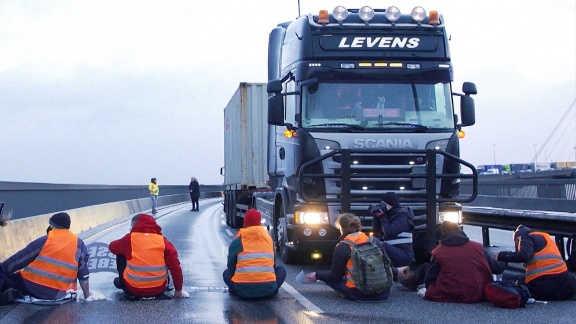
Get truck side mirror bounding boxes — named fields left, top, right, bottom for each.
left=460, top=95, right=475, bottom=126
left=462, top=82, right=477, bottom=95
left=267, top=80, right=282, bottom=94
left=268, top=94, right=285, bottom=126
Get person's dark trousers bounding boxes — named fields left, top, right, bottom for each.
left=412, top=262, right=429, bottom=285
left=325, top=280, right=389, bottom=301
left=189, top=194, right=199, bottom=211
left=222, top=266, right=287, bottom=298
left=1, top=271, right=30, bottom=297
left=114, top=254, right=128, bottom=291
left=382, top=242, right=414, bottom=267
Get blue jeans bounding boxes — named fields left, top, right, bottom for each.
left=150, top=195, right=158, bottom=211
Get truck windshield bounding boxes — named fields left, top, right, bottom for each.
left=301, top=82, right=455, bottom=130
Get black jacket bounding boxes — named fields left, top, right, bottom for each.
left=188, top=181, right=200, bottom=199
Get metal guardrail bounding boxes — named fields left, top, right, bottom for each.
left=462, top=206, right=576, bottom=257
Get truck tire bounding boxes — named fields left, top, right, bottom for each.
left=276, top=203, right=299, bottom=264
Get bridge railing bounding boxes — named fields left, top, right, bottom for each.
left=462, top=206, right=576, bottom=259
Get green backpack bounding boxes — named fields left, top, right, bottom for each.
left=342, top=236, right=394, bottom=295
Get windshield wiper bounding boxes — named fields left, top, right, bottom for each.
left=307, top=123, right=365, bottom=131
left=377, top=122, right=429, bottom=130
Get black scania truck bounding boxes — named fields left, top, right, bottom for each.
left=258, top=5, right=478, bottom=264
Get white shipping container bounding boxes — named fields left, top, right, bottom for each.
left=223, top=83, right=269, bottom=188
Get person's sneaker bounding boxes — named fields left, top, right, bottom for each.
left=0, top=288, right=23, bottom=305
left=113, top=277, right=124, bottom=289
left=398, top=271, right=418, bottom=291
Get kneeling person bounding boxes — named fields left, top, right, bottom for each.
left=223, top=209, right=286, bottom=299
left=109, top=214, right=187, bottom=299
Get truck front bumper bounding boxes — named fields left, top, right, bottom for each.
left=286, top=223, right=340, bottom=254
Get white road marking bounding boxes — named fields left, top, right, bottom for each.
left=280, top=282, right=324, bottom=314
left=225, top=229, right=234, bottom=237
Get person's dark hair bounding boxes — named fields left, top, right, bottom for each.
left=441, top=221, right=461, bottom=234
left=336, top=213, right=362, bottom=235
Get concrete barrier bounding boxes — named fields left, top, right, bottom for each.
left=0, top=193, right=191, bottom=260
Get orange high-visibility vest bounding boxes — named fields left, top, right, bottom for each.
left=20, top=229, right=79, bottom=292
left=524, top=231, right=567, bottom=283
left=343, top=232, right=370, bottom=289
left=231, top=226, right=276, bottom=284
left=123, top=232, right=168, bottom=289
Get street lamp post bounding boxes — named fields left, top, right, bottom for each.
left=533, top=144, right=538, bottom=171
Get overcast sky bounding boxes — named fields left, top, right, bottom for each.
left=0, top=1, right=575, bottom=185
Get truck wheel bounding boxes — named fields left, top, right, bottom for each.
left=277, top=206, right=298, bottom=264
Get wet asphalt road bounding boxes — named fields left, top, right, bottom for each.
left=1, top=198, right=575, bottom=323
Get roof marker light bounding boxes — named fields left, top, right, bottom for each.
left=428, top=10, right=440, bottom=25
left=411, top=6, right=426, bottom=22
left=359, top=62, right=372, bottom=67
left=359, top=6, right=375, bottom=22
left=333, top=6, right=348, bottom=22
left=385, top=6, right=401, bottom=22
left=318, top=10, right=330, bottom=24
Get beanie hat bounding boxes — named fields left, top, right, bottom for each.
left=243, top=209, right=261, bottom=227
left=49, top=212, right=71, bottom=229
left=441, top=221, right=461, bottom=234
left=381, top=192, right=400, bottom=208
left=514, top=224, right=532, bottom=241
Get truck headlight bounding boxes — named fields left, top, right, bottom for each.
left=438, top=210, right=462, bottom=224
left=295, top=211, right=329, bottom=224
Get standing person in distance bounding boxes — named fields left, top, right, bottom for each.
left=188, top=177, right=200, bottom=212
left=149, top=177, right=159, bottom=214
left=370, top=192, right=415, bottom=270
left=0, top=212, right=91, bottom=304
left=109, top=214, right=188, bottom=300
left=306, top=213, right=390, bottom=302
left=223, top=209, right=286, bottom=300
left=497, top=224, right=576, bottom=301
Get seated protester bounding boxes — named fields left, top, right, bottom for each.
left=371, top=192, right=415, bottom=268
left=497, top=224, right=576, bottom=301
left=0, top=212, right=90, bottom=304
left=109, top=214, right=188, bottom=299
left=306, top=213, right=390, bottom=302
left=223, top=209, right=286, bottom=299
left=398, top=221, right=507, bottom=303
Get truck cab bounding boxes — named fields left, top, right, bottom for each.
left=264, top=6, right=478, bottom=264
